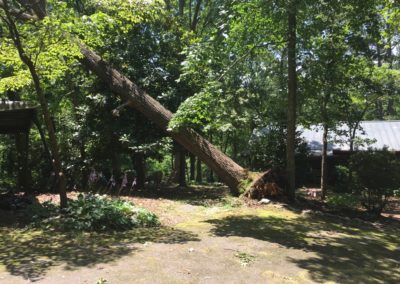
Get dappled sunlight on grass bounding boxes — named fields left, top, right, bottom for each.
left=206, top=211, right=400, bottom=283
left=0, top=226, right=199, bottom=282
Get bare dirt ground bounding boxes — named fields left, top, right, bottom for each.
left=0, top=186, right=399, bottom=284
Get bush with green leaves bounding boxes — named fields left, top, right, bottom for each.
left=350, top=150, right=400, bottom=214
left=248, top=124, right=311, bottom=185
left=332, top=165, right=350, bottom=193
left=326, top=193, right=359, bottom=209
left=31, top=194, right=159, bottom=231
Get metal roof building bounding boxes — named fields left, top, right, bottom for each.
left=300, top=121, right=400, bottom=155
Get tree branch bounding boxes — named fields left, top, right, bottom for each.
left=0, top=0, right=38, bottom=21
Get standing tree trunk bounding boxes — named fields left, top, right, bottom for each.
left=286, top=2, right=297, bottom=201
left=321, top=124, right=328, bottom=200
left=133, top=152, right=145, bottom=189
left=196, top=157, right=202, bottom=183
left=189, top=153, right=195, bottom=181
left=207, top=168, right=214, bottom=183
left=179, top=0, right=185, bottom=16
left=172, top=143, right=186, bottom=186
left=386, top=38, right=395, bottom=116
left=110, top=132, right=121, bottom=180
left=1, top=2, right=67, bottom=207
left=179, top=147, right=186, bottom=186
left=375, top=44, right=384, bottom=119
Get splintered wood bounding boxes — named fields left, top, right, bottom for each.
left=244, top=170, right=284, bottom=200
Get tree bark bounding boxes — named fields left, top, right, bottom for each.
left=321, top=124, right=328, bottom=200
left=375, top=44, right=384, bottom=119
left=207, top=167, right=214, bottom=183
left=2, top=1, right=67, bottom=207
left=179, top=0, right=185, bottom=16
left=179, top=146, right=186, bottom=186
left=196, top=156, right=202, bottom=183
left=110, top=132, right=121, bottom=179
left=191, top=0, right=202, bottom=31
left=286, top=3, right=297, bottom=201
left=386, top=39, right=395, bottom=116
left=133, top=152, right=145, bottom=189
left=189, top=153, right=195, bottom=180
left=172, top=143, right=186, bottom=186
left=79, top=47, right=246, bottom=194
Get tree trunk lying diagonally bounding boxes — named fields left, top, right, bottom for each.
left=3, top=0, right=278, bottom=196
left=79, top=47, right=247, bottom=193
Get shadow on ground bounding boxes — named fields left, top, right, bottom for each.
left=0, top=219, right=199, bottom=282
left=206, top=213, right=400, bottom=283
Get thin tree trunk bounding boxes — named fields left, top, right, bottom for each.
left=208, top=168, right=214, bottom=183
left=179, top=0, right=185, bottom=16
left=196, top=157, right=202, bottom=183
left=286, top=3, right=297, bottom=201
left=348, top=123, right=358, bottom=192
left=386, top=39, right=395, bottom=116
left=133, top=152, right=145, bottom=189
left=179, top=147, right=186, bottom=186
left=173, top=143, right=186, bottom=186
left=375, top=45, right=384, bottom=119
left=110, top=132, right=121, bottom=179
left=188, top=0, right=192, bottom=28
left=2, top=2, right=67, bottom=207
left=191, top=0, right=202, bottom=31
left=189, top=153, right=195, bottom=180
left=32, top=116, right=52, bottom=164
left=321, top=124, right=328, bottom=200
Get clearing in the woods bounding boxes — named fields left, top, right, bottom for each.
left=0, top=186, right=399, bottom=284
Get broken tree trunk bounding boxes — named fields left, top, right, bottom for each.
left=3, top=0, right=277, bottom=197
left=79, top=46, right=247, bottom=194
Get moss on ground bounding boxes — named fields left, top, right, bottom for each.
left=0, top=191, right=399, bottom=283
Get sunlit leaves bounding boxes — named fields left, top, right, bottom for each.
left=0, top=70, right=31, bottom=93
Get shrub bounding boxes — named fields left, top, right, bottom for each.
left=30, top=194, right=159, bottom=231
left=326, top=193, right=359, bottom=209
left=350, top=150, right=400, bottom=215
left=247, top=124, right=311, bottom=185
left=332, top=165, right=350, bottom=193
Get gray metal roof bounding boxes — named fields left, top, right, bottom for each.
left=300, top=121, right=400, bottom=154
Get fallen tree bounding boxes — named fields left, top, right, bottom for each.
left=79, top=46, right=247, bottom=193
left=1, top=0, right=285, bottom=197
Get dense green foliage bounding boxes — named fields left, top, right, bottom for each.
left=0, top=0, right=399, bottom=206
left=350, top=150, right=400, bottom=214
left=29, top=194, right=159, bottom=231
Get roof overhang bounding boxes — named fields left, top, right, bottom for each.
left=0, top=101, right=38, bottom=134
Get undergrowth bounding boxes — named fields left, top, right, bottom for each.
left=326, top=193, right=360, bottom=210
left=27, top=194, right=159, bottom=231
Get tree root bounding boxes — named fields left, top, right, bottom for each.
left=242, top=169, right=285, bottom=200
